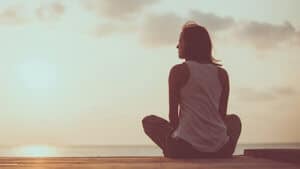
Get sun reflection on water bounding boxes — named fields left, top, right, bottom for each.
left=12, top=145, right=58, bottom=157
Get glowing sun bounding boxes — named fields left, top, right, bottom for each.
left=16, top=59, right=58, bottom=91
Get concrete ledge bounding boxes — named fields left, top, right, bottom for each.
left=244, top=149, right=300, bottom=164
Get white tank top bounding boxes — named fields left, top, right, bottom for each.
left=172, top=61, right=229, bottom=152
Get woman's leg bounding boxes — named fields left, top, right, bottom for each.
left=142, top=115, right=174, bottom=150
left=224, top=114, right=242, bottom=155
left=143, top=114, right=242, bottom=158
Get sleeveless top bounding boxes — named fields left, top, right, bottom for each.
left=172, top=60, right=229, bottom=152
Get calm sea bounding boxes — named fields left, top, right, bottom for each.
left=0, top=144, right=299, bottom=157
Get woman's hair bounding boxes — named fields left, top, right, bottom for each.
left=180, top=21, right=219, bottom=65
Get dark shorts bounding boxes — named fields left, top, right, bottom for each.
left=142, top=115, right=241, bottom=158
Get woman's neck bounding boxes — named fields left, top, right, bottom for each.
left=185, top=58, right=211, bottom=64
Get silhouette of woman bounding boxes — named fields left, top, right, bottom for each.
left=142, top=21, right=242, bottom=158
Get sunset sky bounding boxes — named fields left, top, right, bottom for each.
left=0, top=0, right=299, bottom=146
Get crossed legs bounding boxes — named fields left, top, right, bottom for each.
left=142, top=114, right=242, bottom=158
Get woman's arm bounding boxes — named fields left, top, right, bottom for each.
left=168, top=63, right=189, bottom=129
left=218, top=67, right=230, bottom=120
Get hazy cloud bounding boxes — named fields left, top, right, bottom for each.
left=139, top=11, right=300, bottom=49
left=236, top=88, right=276, bottom=102
left=274, top=87, right=298, bottom=96
left=139, top=13, right=184, bottom=47
left=189, top=10, right=235, bottom=32
left=84, top=4, right=300, bottom=50
left=140, top=14, right=300, bottom=49
left=93, top=22, right=135, bottom=36
left=83, top=0, right=159, bottom=20
left=235, top=86, right=298, bottom=102
left=295, top=32, right=300, bottom=45
left=139, top=11, right=236, bottom=47
left=237, top=21, right=299, bottom=49
left=93, top=23, right=120, bottom=36
left=36, top=2, right=65, bottom=21
left=0, top=5, right=27, bottom=25
left=0, top=2, right=65, bottom=25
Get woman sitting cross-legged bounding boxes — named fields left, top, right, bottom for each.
left=142, top=21, right=242, bottom=158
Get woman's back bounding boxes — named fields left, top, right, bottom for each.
left=172, top=61, right=229, bottom=152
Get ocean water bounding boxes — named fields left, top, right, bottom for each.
left=0, top=144, right=299, bottom=157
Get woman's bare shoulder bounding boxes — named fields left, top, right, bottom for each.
left=217, top=66, right=229, bottom=85
left=170, top=63, right=188, bottom=76
left=169, top=63, right=189, bottom=86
